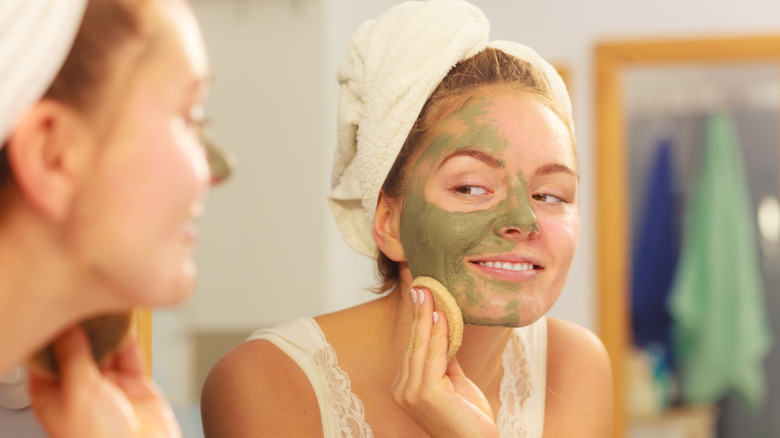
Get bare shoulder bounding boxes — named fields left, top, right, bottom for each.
left=200, top=338, right=322, bottom=438
left=543, top=317, right=613, bottom=438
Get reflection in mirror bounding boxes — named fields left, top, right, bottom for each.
left=622, top=63, right=779, bottom=436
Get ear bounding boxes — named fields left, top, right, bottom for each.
left=373, top=191, right=406, bottom=262
left=6, top=100, right=91, bottom=221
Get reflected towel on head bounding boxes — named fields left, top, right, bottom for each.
left=669, top=112, right=772, bottom=410
left=328, top=0, right=572, bottom=257
left=0, top=0, right=88, bottom=145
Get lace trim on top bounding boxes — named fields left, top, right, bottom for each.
left=312, top=336, right=374, bottom=438
left=496, top=329, right=532, bottom=438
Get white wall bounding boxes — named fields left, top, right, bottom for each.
left=190, top=0, right=327, bottom=330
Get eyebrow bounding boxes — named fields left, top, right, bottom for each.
left=534, top=163, right=579, bottom=179
left=438, top=148, right=503, bottom=170
left=438, top=148, right=578, bottom=179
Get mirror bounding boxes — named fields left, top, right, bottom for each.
left=596, top=36, right=780, bottom=437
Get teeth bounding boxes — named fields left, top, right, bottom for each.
left=478, top=261, right=534, bottom=271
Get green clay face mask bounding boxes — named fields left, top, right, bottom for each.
left=399, top=97, right=539, bottom=326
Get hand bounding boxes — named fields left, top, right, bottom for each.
left=392, top=287, right=499, bottom=438
left=28, top=325, right=181, bottom=438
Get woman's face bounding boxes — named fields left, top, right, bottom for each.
left=67, top=0, right=213, bottom=307
left=399, top=90, right=579, bottom=327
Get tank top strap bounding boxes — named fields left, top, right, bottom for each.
left=247, top=318, right=373, bottom=437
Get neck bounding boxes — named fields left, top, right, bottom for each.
left=0, top=200, right=116, bottom=375
left=457, top=325, right=513, bottom=389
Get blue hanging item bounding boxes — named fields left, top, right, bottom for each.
left=668, top=112, right=772, bottom=410
left=632, top=139, right=679, bottom=354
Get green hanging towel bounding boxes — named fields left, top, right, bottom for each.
left=668, top=112, right=772, bottom=410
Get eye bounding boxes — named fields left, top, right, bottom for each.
left=454, top=185, right=488, bottom=196
left=182, top=104, right=211, bottom=146
left=532, top=193, right=564, bottom=203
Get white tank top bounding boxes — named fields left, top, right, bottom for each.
left=247, top=317, right=547, bottom=438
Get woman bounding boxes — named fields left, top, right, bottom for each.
left=0, top=0, right=227, bottom=436
left=201, top=1, right=611, bottom=436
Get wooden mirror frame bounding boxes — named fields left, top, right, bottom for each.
left=132, top=308, right=153, bottom=374
left=595, top=35, right=780, bottom=438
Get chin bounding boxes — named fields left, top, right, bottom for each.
left=134, top=262, right=197, bottom=307
left=163, top=266, right=198, bottom=306
left=461, top=302, right=544, bottom=328
left=463, top=314, right=522, bottom=327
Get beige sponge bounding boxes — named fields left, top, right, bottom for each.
left=30, top=312, right=133, bottom=378
left=411, top=276, right=463, bottom=360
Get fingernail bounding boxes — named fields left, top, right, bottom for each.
left=432, top=312, right=439, bottom=324
left=410, top=288, right=417, bottom=304
left=418, top=289, right=424, bottom=305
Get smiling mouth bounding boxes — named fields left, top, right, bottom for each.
left=471, top=261, right=540, bottom=272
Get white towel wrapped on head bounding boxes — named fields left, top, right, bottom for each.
left=0, top=0, right=88, bottom=145
left=329, top=0, right=572, bottom=258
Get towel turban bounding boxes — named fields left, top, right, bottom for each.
left=0, top=0, right=88, bottom=146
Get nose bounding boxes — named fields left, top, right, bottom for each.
left=493, top=184, right=539, bottom=239
left=202, top=128, right=235, bottom=186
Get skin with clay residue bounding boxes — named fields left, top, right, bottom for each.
left=399, top=96, right=539, bottom=327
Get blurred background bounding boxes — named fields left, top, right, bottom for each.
left=3, top=0, right=780, bottom=437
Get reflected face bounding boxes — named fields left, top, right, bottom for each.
left=68, top=0, right=213, bottom=307
left=399, top=90, right=579, bottom=326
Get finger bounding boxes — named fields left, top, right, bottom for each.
left=423, top=310, right=449, bottom=381
left=112, top=338, right=146, bottom=378
left=107, top=340, right=158, bottom=399
left=52, top=326, right=99, bottom=388
left=29, top=326, right=96, bottom=420
left=27, top=368, right=55, bottom=405
left=406, top=287, right=433, bottom=390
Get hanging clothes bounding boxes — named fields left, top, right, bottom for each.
left=632, top=139, right=680, bottom=354
left=668, top=111, right=772, bottom=410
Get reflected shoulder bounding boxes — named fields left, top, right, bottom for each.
left=200, top=339, right=322, bottom=437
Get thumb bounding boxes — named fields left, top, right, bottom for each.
left=446, top=357, right=494, bottom=419
left=445, top=355, right=465, bottom=378
left=53, top=325, right=100, bottom=389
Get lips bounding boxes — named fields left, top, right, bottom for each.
left=467, top=253, right=543, bottom=279
left=475, top=261, right=535, bottom=271
left=182, top=203, right=204, bottom=241
left=182, top=218, right=200, bottom=241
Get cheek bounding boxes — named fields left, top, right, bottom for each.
left=400, top=197, right=492, bottom=276
left=540, top=209, right=580, bottom=264
left=163, top=118, right=211, bottom=188
left=68, top=121, right=208, bottom=304
left=113, top=125, right=204, bottom=222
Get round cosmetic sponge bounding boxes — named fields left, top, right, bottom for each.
left=411, top=276, right=463, bottom=360
left=30, top=313, right=133, bottom=378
